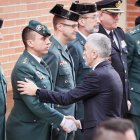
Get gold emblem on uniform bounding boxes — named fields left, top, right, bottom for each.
left=115, top=1, right=121, bottom=8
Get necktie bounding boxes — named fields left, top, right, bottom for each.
left=109, top=31, right=114, bottom=42
left=40, top=60, right=48, bottom=68
left=109, top=31, right=119, bottom=49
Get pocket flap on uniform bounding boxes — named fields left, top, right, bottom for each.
left=130, top=82, right=140, bottom=93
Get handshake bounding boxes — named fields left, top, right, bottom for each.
left=60, top=116, right=81, bottom=133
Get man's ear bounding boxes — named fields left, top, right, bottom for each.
left=78, top=18, right=85, bottom=27
left=92, top=49, right=98, bottom=59
left=56, top=23, right=63, bottom=32
left=27, top=40, right=34, bottom=48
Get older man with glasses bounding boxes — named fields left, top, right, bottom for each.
left=97, top=0, right=130, bottom=118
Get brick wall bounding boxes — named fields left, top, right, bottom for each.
left=127, top=0, right=140, bottom=30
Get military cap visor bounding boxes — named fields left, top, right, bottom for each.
left=50, top=4, right=80, bottom=22
left=97, top=0, right=124, bottom=13
left=135, top=0, right=140, bottom=7
left=0, top=19, right=3, bottom=28
left=70, top=2, right=97, bottom=14
left=28, top=20, right=51, bottom=37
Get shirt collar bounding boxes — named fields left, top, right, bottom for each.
left=53, top=36, right=68, bottom=51
left=28, top=51, right=42, bottom=63
left=78, top=31, right=87, bottom=40
left=104, top=28, right=113, bottom=35
left=92, top=60, right=104, bottom=71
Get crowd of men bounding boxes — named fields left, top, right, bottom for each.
left=0, top=0, right=140, bottom=140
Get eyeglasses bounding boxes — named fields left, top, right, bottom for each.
left=102, top=11, right=121, bottom=17
left=81, top=15, right=99, bottom=20
left=60, top=23, right=78, bottom=28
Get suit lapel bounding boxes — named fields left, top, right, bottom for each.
left=99, top=24, right=120, bottom=51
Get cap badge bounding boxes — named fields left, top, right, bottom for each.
left=36, top=25, right=45, bottom=31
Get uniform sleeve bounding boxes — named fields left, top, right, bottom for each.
left=125, top=33, right=136, bottom=70
left=43, top=51, right=59, bottom=85
left=13, top=65, right=63, bottom=126
left=37, top=72, right=100, bottom=105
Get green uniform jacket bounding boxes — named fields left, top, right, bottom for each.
left=6, top=50, right=63, bottom=140
left=43, top=36, right=76, bottom=116
left=0, top=65, right=7, bottom=140
left=126, top=24, right=140, bottom=116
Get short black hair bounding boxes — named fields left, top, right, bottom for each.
left=98, top=118, right=134, bottom=133
left=53, top=15, right=65, bottom=30
left=22, top=27, right=35, bottom=48
left=94, top=118, right=134, bottom=140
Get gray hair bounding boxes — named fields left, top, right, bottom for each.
left=86, top=33, right=111, bottom=58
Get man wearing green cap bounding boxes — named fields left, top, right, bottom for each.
left=6, top=20, right=77, bottom=140
left=43, top=4, right=80, bottom=140
left=0, top=19, right=7, bottom=140
left=125, top=1, right=140, bottom=139
left=97, top=0, right=129, bottom=118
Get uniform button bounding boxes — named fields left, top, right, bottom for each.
left=131, top=88, right=133, bottom=90
left=33, top=120, right=37, bottom=122
left=65, top=80, right=68, bottom=83
left=57, top=105, right=60, bottom=107
left=125, top=79, right=127, bottom=82
left=123, top=61, right=125, bottom=64
left=125, top=70, right=127, bottom=73
left=121, top=53, right=122, bottom=56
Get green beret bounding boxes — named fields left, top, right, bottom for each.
left=28, top=20, right=51, bottom=37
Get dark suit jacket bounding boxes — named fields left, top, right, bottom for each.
left=98, top=24, right=129, bottom=117
left=0, top=65, right=7, bottom=140
left=37, top=61, right=123, bottom=140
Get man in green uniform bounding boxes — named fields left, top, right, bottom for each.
left=43, top=4, right=80, bottom=140
left=0, top=19, right=7, bottom=140
left=6, top=20, right=77, bottom=140
left=125, top=1, right=140, bottom=139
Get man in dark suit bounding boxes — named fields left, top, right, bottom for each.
left=43, top=4, right=80, bottom=140
left=17, top=33, right=123, bottom=140
left=96, top=0, right=129, bottom=117
left=68, top=3, right=99, bottom=140
left=0, top=19, right=7, bottom=140
left=6, top=20, right=77, bottom=140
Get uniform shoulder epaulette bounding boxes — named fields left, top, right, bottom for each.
left=22, top=57, right=29, bottom=64
left=128, top=25, right=140, bottom=35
